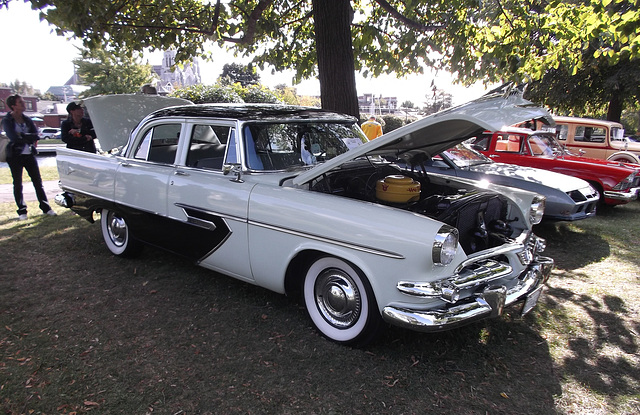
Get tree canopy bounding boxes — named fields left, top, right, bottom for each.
left=218, top=63, right=261, bottom=87
left=5, top=0, right=638, bottom=119
left=73, top=46, right=155, bottom=97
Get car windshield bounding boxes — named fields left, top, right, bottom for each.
left=441, top=143, right=492, bottom=168
left=528, top=132, right=566, bottom=156
left=243, top=122, right=367, bottom=171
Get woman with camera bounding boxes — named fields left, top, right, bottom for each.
left=1, top=94, right=56, bottom=220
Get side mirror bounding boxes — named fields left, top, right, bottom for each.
left=223, top=163, right=244, bottom=183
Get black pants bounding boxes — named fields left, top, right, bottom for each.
left=7, top=153, right=51, bottom=215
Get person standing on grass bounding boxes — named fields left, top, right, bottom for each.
left=1, top=94, right=56, bottom=220
left=361, top=115, right=383, bottom=140
left=60, top=102, right=97, bottom=153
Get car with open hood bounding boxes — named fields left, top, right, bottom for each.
left=469, top=127, right=640, bottom=206
left=55, top=93, right=554, bottom=346
left=413, top=143, right=599, bottom=221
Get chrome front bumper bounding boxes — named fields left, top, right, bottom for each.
left=382, top=256, right=554, bottom=332
left=604, top=187, right=639, bottom=202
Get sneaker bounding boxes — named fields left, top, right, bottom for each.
left=45, top=210, right=57, bottom=216
left=18, top=214, right=28, bottom=221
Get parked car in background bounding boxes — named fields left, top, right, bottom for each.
left=552, top=116, right=640, bottom=164
left=39, top=127, right=61, bottom=140
left=412, top=143, right=599, bottom=221
left=469, top=127, right=640, bottom=206
left=55, top=93, right=554, bottom=346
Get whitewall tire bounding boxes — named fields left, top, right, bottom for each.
left=100, top=209, right=142, bottom=257
left=303, top=256, right=382, bottom=346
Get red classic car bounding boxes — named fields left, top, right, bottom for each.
left=468, top=127, right=640, bottom=206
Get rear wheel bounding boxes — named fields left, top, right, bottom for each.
left=100, top=208, right=142, bottom=257
left=303, top=256, right=382, bottom=346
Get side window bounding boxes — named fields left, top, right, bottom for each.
left=556, top=124, right=569, bottom=141
left=134, top=124, right=182, bottom=164
left=226, top=129, right=238, bottom=164
left=590, top=127, right=606, bottom=143
left=574, top=126, right=605, bottom=143
left=495, top=134, right=521, bottom=152
left=186, top=124, right=233, bottom=170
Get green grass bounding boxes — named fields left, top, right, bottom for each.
left=0, top=165, right=59, bottom=184
left=1, top=201, right=639, bottom=414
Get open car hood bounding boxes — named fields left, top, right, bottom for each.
left=293, top=92, right=554, bottom=186
left=83, top=94, right=193, bottom=151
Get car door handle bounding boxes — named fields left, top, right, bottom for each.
left=488, top=154, right=499, bottom=158
left=174, top=170, right=190, bottom=176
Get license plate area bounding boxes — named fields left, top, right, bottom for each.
left=521, top=285, right=543, bottom=316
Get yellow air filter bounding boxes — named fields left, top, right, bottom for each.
left=376, top=175, right=421, bottom=203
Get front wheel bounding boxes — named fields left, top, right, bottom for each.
left=100, top=208, right=142, bottom=257
left=303, top=256, right=383, bottom=346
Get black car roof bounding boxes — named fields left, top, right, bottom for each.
left=146, top=103, right=357, bottom=123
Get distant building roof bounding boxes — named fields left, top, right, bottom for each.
left=46, top=85, right=90, bottom=101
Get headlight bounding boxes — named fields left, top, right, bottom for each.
left=529, top=195, right=546, bottom=225
left=612, top=173, right=635, bottom=191
left=432, top=225, right=459, bottom=266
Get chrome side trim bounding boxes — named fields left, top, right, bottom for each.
left=250, top=221, right=405, bottom=260
left=186, top=215, right=217, bottom=231
left=174, top=203, right=246, bottom=223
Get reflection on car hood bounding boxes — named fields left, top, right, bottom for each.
left=472, top=162, right=591, bottom=193
left=84, top=94, right=193, bottom=151
left=293, top=93, right=553, bottom=185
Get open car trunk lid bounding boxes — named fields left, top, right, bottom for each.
left=83, top=94, right=193, bottom=152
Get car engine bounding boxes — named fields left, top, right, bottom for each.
left=309, top=161, right=514, bottom=254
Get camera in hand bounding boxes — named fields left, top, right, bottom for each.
left=20, top=132, right=38, bottom=144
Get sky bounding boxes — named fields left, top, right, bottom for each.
left=0, top=1, right=490, bottom=106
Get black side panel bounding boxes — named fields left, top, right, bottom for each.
left=117, top=205, right=232, bottom=261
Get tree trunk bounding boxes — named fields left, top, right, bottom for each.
left=606, top=87, right=624, bottom=122
left=312, top=0, right=360, bottom=117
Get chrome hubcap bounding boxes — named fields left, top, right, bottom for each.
left=107, top=212, right=127, bottom=247
left=314, top=268, right=361, bottom=329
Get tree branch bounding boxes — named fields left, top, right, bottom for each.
left=223, top=0, right=275, bottom=44
left=373, top=0, right=445, bottom=31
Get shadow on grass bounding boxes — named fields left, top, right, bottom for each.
left=532, top=203, right=640, bottom=412
left=0, top=210, right=566, bottom=414
left=539, top=283, right=640, bottom=401
left=534, top=221, right=610, bottom=271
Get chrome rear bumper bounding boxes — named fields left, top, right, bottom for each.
left=382, top=256, right=554, bottom=332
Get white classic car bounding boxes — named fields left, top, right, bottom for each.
left=55, top=93, right=554, bottom=346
